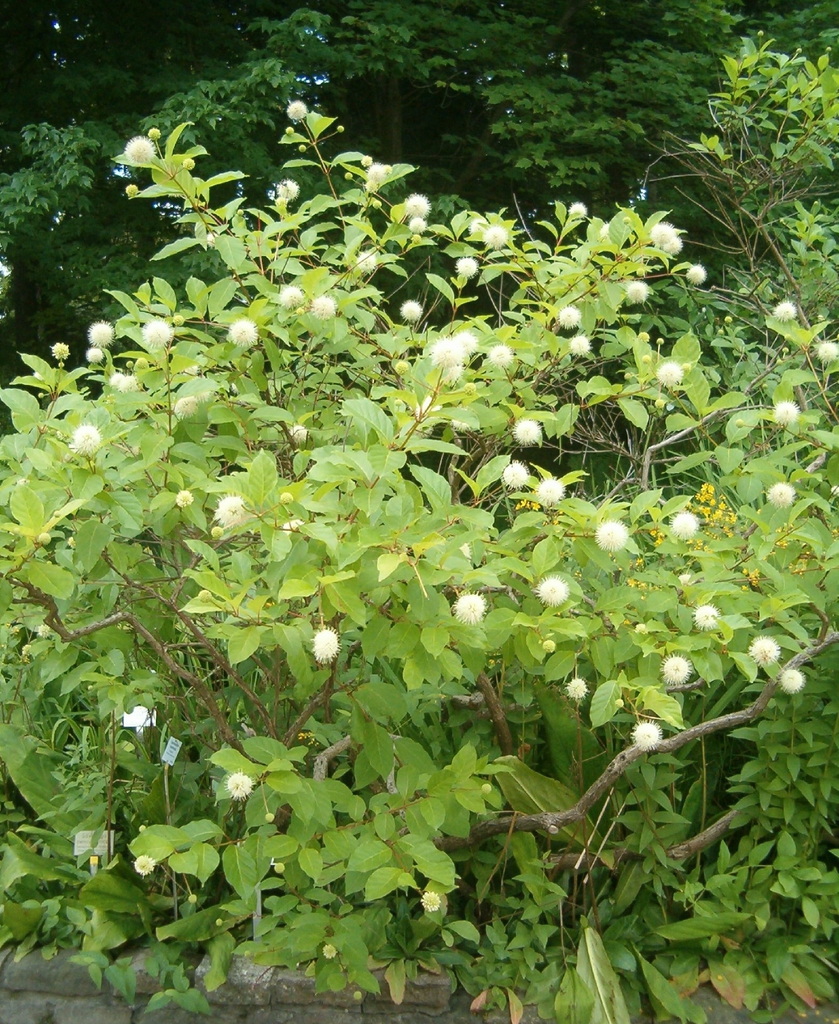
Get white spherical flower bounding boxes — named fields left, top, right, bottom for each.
left=749, top=636, right=781, bottom=668
left=661, top=655, right=692, bottom=686
left=142, top=319, right=174, bottom=349
left=557, top=305, right=582, bottom=330
left=536, top=477, right=566, bottom=507
left=625, top=281, right=650, bottom=304
left=503, top=461, right=530, bottom=489
left=109, top=371, right=140, bottom=393
left=565, top=677, right=588, bottom=701
left=632, top=721, right=663, bottom=751
left=656, top=360, right=684, bottom=388
left=816, top=341, right=839, bottom=364
left=86, top=346, right=105, bottom=364
left=226, top=772, right=255, bottom=801
left=469, top=218, right=487, bottom=236
left=430, top=337, right=466, bottom=370
left=174, top=396, right=199, bottom=420
left=773, top=401, right=800, bottom=428
left=568, top=202, right=588, bottom=219
left=487, top=344, right=515, bottom=369
left=313, top=627, right=341, bottom=663
left=124, top=136, right=156, bottom=163
left=453, top=594, right=487, bottom=625
left=456, top=256, right=479, bottom=279
left=408, top=217, right=427, bottom=234
left=400, top=300, right=423, bottom=323
left=214, top=495, right=248, bottom=529
left=405, top=194, right=431, bottom=219
left=595, top=521, right=629, bottom=553
left=693, top=604, right=720, bottom=631
left=365, top=162, right=390, bottom=191
left=568, top=334, right=591, bottom=356
left=276, top=178, right=300, bottom=202
left=175, top=490, right=194, bottom=509
left=134, top=855, right=157, bottom=877
left=421, top=890, right=443, bottom=913
left=51, top=343, right=70, bottom=362
left=88, top=321, right=114, bottom=348
left=649, top=221, right=683, bottom=255
left=778, top=668, right=805, bottom=694
left=767, top=482, right=796, bottom=508
left=360, top=155, right=373, bottom=168
left=70, top=425, right=102, bottom=458
left=289, top=424, right=308, bottom=446
left=686, top=264, right=707, bottom=285
left=483, top=225, right=509, bottom=250
left=228, top=319, right=259, bottom=348
left=279, top=285, right=305, bottom=309
left=513, top=419, right=542, bottom=446
left=355, top=250, right=378, bottom=275
left=286, top=100, right=308, bottom=122
left=453, top=330, right=478, bottom=356
left=670, top=511, right=700, bottom=540
left=535, top=576, right=570, bottom=607
left=310, top=295, right=337, bottom=320
left=772, top=301, right=797, bottom=323
left=322, top=943, right=338, bottom=960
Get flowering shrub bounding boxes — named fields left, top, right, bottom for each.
left=1, top=59, right=839, bottom=1020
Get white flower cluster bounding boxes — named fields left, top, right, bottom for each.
left=565, top=677, right=588, bottom=702
left=649, top=221, right=683, bottom=255
left=453, top=594, right=487, bottom=625
left=70, top=425, right=102, bottom=458
left=228, top=319, right=259, bottom=348
left=226, top=772, right=254, bottom=800
left=401, top=300, right=423, bottom=324
left=503, top=461, right=529, bottom=489
left=456, top=256, right=479, bottom=279
left=535, top=477, right=566, bottom=507
left=595, top=521, right=629, bottom=553
left=513, top=419, right=541, bottom=446
left=535, top=576, right=569, bottom=607
left=214, top=495, right=248, bottom=529
left=280, top=285, right=305, bottom=309
left=313, top=628, right=341, bottom=663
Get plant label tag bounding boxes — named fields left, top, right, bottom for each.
left=74, top=830, right=114, bottom=857
left=162, top=737, right=183, bottom=765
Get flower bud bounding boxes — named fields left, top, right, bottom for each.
left=274, top=862, right=285, bottom=873
left=215, top=919, right=224, bottom=927
left=615, top=698, right=624, bottom=708
left=139, top=825, right=147, bottom=832
left=337, top=125, right=345, bottom=133
left=298, top=144, right=307, bottom=153
left=37, top=533, right=51, bottom=546
left=173, top=314, right=185, bottom=327
left=187, top=893, right=198, bottom=904
left=148, top=128, right=161, bottom=141
left=354, top=992, right=363, bottom=1003
left=464, top=383, right=477, bottom=395
left=655, top=399, right=666, bottom=409
left=182, top=158, right=195, bottom=171
left=264, top=812, right=274, bottom=822
left=126, top=184, right=139, bottom=198
left=345, top=172, right=353, bottom=180
left=481, top=783, right=492, bottom=795
left=280, top=492, right=294, bottom=505
left=724, top=316, right=733, bottom=324
left=395, top=361, right=410, bottom=375
left=285, top=127, right=294, bottom=136
left=542, top=639, right=556, bottom=653
left=211, top=526, right=224, bottom=539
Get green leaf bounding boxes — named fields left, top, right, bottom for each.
left=80, top=871, right=151, bottom=919
left=10, top=485, right=44, bottom=533
left=589, top=681, right=621, bottom=728
left=169, top=843, right=220, bottom=883
left=656, top=912, right=750, bottom=940
left=26, top=560, right=75, bottom=599
left=74, top=520, right=112, bottom=574
left=228, top=626, right=264, bottom=665
left=576, top=924, right=631, bottom=1024
left=343, top=397, right=394, bottom=443
left=0, top=725, right=84, bottom=832
left=555, top=968, right=594, bottom=1024
left=638, top=953, right=706, bottom=1024
left=223, top=838, right=266, bottom=899
left=3, top=901, right=44, bottom=941
left=364, top=866, right=406, bottom=901
left=360, top=720, right=394, bottom=780
left=247, top=450, right=279, bottom=505
left=156, top=907, right=235, bottom=942
left=617, top=397, right=649, bottom=429
left=204, top=932, right=236, bottom=992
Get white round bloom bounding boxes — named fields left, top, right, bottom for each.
left=502, top=461, right=530, bottom=489
left=557, top=305, right=582, bottom=330
left=656, top=361, right=684, bottom=388
left=565, top=677, right=588, bottom=701
left=142, top=319, right=174, bottom=349
left=405, top=194, right=431, bottom=219
left=276, top=178, right=300, bottom=202
left=773, top=401, right=800, bottom=428
left=483, top=225, right=509, bottom=250
left=453, top=331, right=478, bottom=356
left=214, top=495, right=248, bottom=529
left=568, top=202, right=588, bottom=219
left=430, top=336, right=468, bottom=370
left=595, top=521, right=629, bottom=553
left=124, top=136, right=156, bottom=163
left=749, top=636, right=781, bottom=667
left=365, top=162, right=390, bottom=191
left=287, top=100, right=308, bottom=122
left=632, top=721, right=663, bottom=751
left=109, top=371, right=140, bottom=393
left=134, top=855, right=157, bottom=877
left=535, top=576, right=570, bottom=607
left=568, top=334, right=591, bottom=356
left=279, top=285, right=305, bottom=309
left=772, top=301, right=797, bottom=323
left=51, top=342, right=70, bottom=362
left=670, top=511, right=700, bottom=540
left=767, top=482, right=796, bottom=508
left=228, top=319, right=259, bottom=347
left=816, top=341, right=839, bottom=364
left=313, top=628, right=341, bottom=663
left=289, top=424, right=308, bottom=446
left=355, top=250, right=378, bottom=275
left=225, top=773, right=254, bottom=801
left=421, top=890, right=442, bottom=913
left=693, top=604, right=720, bottom=630
left=174, top=396, right=199, bottom=420
left=649, top=221, right=683, bottom=255
left=401, top=300, right=423, bottom=323
left=409, top=217, right=427, bottom=234
left=778, top=668, right=805, bottom=694
left=86, top=346, right=105, bottom=364
left=453, top=594, right=487, bottom=625
left=456, top=257, right=479, bottom=279
left=310, top=295, right=337, bottom=320
left=661, top=655, right=692, bottom=686
left=175, top=490, right=194, bottom=509
left=88, top=321, right=114, bottom=348
left=625, top=281, right=650, bottom=304
left=322, top=943, right=338, bottom=960
left=535, top=477, right=566, bottom=507
left=513, top=419, right=542, bottom=446
left=686, top=264, right=707, bottom=285
left=487, top=344, right=515, bottom=369
left=70, top=425, right=102, bottom=458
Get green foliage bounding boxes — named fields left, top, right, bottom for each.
left=1, top=41, right=839, bottom=1021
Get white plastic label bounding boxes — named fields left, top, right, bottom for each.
left=74, top=830, right=114, bottom=857
left=162, top=737, right=183, bottom=765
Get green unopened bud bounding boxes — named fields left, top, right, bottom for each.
left=173, top=314, right=185, bottom=327
left=655, top=398, right=666, bottom=409
left=735, top=418, right=745, bottom=427
left=681, top=363, right=692, bottom=372
left=280, top=492, right=294, bottom=505
left=187, top=893, right=197, bottom=904
left=337, top=125, right=345, bottom=133
left=211, top=526, right=224, bottom=539
left=139, top=825, right=147, bottom=832
left=215, top=918, right=224, bottom=927
left=345, top=172, right=353, bottom=180
left=126, top=184, right=139, bottom=198
left=481, top=783, right=493, bottom=795
left=642, top=354, right=652, bottom=364
left=395, top=361, right=410, bottom=375
left=463, top=383, right=477, bottom=395
left=274, top=862, right=285, bottom=873
left=638, top=332, right=650, bottom=343
left=148, top=128, right=161, bottom=142
left=542, top=639, right=556, bottom=653
left=182, top=158, right=195, bottom=171
left=614, top=698, right=624, bottom=708
left=298, top=144, right=307, bottom=153
left=37, top=533, right=51, bottom=546
left=198, top=590, right=212, bottom=601
left=724, top=316, right=733, bottom=324
left=354, top=991, right=363, bottom=1002
left=264, top=812, right=274, bottom=823
left=411, top=234, right=422, bottom=244
left=371, top=199, right=382, bottom=209
left=135, top=357, right=149, bottom=371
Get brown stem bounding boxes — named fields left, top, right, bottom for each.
left=474, top=673, right=513, bottom=755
